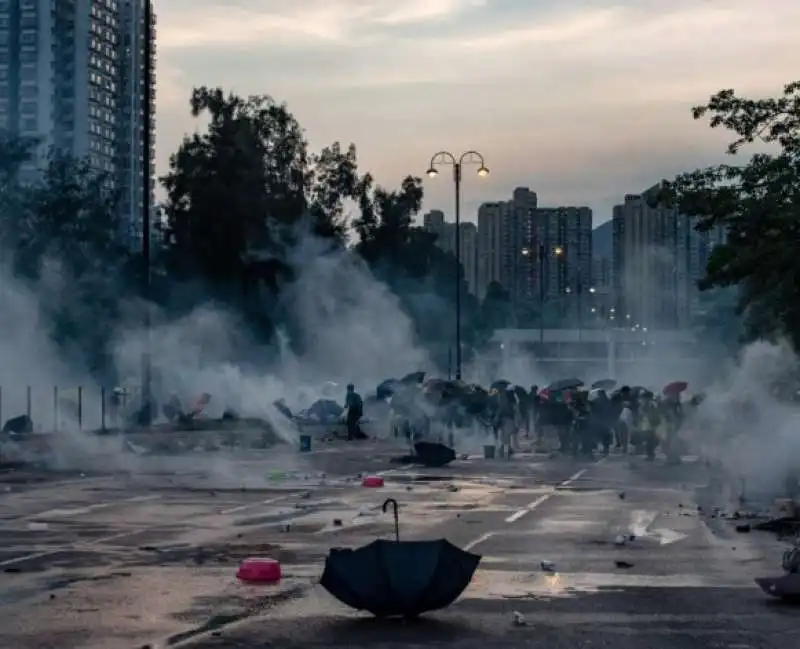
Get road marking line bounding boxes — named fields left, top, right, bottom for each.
left=27, top=494, right=161, bottom=520
left=220, top=494, right=293, bottom=515
left=464, top=532, right=493, bottom=551
left=562, top=468, right=587, bottom=485
left=504, top=468, right=589, bottom=523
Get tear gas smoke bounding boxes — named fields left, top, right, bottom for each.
left=686, top=340, right=800, bottom=504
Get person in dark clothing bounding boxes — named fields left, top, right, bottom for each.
left=345, top=383, right=365, bottom=440
left=529, top=385, right=540, bottom=441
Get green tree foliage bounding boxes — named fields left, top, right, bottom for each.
left=161, top=88, right=360, bottom=296
left=479, top=281, right=512, bottom=333
left=660, top=81, right=800, bottom=346
left=161, top=87, right=488, bottom=361
left=0, top=133, right=133, bottom=373
left=353, top=177, right=481, bottom=364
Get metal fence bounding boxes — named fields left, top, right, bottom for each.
left=0, top=385, right=140, bottom=433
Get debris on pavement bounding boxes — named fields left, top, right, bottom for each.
left=735, top=523, right=751, bottom=533
left=615, top=560, right=634, bottom=569
left=540, top=560, right=555, bottom=572
left=512, top=611, right=526, bottom=626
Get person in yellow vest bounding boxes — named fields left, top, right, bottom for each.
left=638, top=393, right=661, bottom=461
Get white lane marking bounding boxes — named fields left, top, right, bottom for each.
left=27, top=494, right=161, bottom=519
left=464, top=532, right=494, bottom=551
left=504, top=468, right=588, bottom=523
left=375, top=464, right=412, bottom=477
left=220, top=494, right=294, bottom=515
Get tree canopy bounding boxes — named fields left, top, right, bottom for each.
left=0, top=86, right=497, bottom=376
left=660, top=80, right=800, bottom=347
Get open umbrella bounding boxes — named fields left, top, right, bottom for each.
left=548, top=378, right=583, bottom=392
left=401, top=371, right=426, bottom=385
left=413, top=441, right=456, bottom=468
left=490, top=380, right=511, bottom=391
left=755, top=574, right=800, bottom=599
left=663, top=381, right=688, bottom=396
left=320, top=499, right=481, bottom=618
left=592, top=379, right=617, bottom=391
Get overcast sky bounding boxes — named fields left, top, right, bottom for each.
left=154, top=0, right=798, bottom=226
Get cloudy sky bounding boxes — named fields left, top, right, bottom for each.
left=154, top=0, right=798, bottom=225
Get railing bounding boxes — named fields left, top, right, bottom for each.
left=0, top=386, right=140, bottom=433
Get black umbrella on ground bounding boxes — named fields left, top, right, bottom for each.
left=548, top=378, right=584, bottom=392
left=591, top=379, right=617, bottom=391
left=320, top=499, right=481, bottom=618
left=413, top=441, right=456, bottom=468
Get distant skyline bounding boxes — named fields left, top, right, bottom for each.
left=155, top=0, right=798, bottom=225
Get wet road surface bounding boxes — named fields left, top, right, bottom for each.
left=0, top=442, right=796, bottom=649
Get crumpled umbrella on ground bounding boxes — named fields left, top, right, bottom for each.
left=320, top=498, right=481, bottom=617
left=413, top=441, right=456, bottom=468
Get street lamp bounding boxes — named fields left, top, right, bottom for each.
left=426, top=150, right=489, bottom=380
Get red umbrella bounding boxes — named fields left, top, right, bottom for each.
left=662, top=381, right=688, bottom=396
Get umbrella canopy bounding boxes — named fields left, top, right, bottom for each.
left=401, top=371, right=426, bottom=385
left=592, top=379, right=617, bottom=390
left=548, top=378, right=584, bottom=392
left=320, top=499, right=480, bottom=617
left=663, top=381, right=688, bottom=396
left=755, top=574, right=800, bottom=599
left=414, top=441, right=456, bottom=468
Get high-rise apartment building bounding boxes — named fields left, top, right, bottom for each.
left=422, top=209, right=445, bottom=237
left=612, top=185, right=723, bottom=328
left=476, top=200, right=507, bottom=300
left=476, top=188, right=592, bottom=324
left=422, top=210, right=479, bottom=296
left=529, top=205, right=592, bottom=303
left=0, top=0, right=156, bottom=240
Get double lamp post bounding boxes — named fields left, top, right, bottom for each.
left=425, top=151, right=489, bottom=381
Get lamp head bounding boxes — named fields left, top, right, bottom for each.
left=426, top=167, right=438, bottom=178
left=476, top=166, right=489, bottom=177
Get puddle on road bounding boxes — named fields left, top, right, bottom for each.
left=465, top=568, right=754, bottom=599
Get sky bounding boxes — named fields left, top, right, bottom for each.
left=154, top=0, right=799, bottom=226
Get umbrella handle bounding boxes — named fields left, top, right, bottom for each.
left=382, top=498, right=400, bottom=541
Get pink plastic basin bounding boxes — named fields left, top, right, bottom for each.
left=362, top=476, right=384, bottom=488
left=237, top=557, right=282, bottom=583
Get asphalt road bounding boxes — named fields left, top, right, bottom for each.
left=0, top=441, right=797, bottom=649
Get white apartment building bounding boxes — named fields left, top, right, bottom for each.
left=0, top=0, right=156, bottom=241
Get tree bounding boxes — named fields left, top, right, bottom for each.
left=0, top=132, right=133, bottom=374
left=480, top=281, right=512, bottom=332
left=659, top=81, right=800, bottom=346
left=161, top=87, right=363, bottom=315
left=352, top=176, right=483, bottom=366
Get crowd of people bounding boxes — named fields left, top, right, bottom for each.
left=373, top=376, right=698, bottom=462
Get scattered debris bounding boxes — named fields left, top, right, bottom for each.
left=618, top=492, right=625, bottom=500
left=615, top=560, right=634, bottom=569
left=540, top=560, right=555, bottom=572
left=333, top=519, right=343, bottom=527
left=735, top=523, right=751, bottom=533
left=512, top=611, right=526, bottom=626
left=447, top=485, right=459, bottom=493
